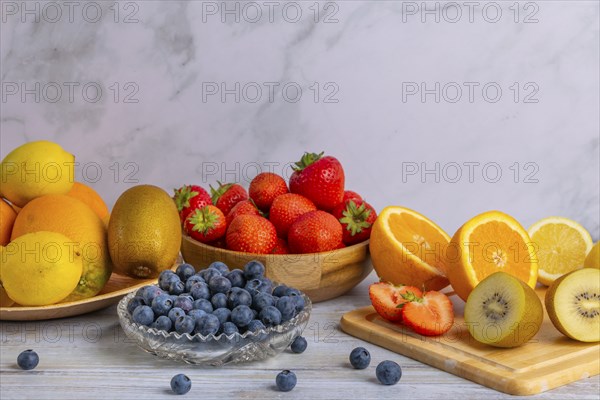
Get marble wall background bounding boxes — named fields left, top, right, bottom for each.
left=1, top=1, right=598, bottom=240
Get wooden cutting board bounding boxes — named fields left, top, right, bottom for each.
left=340, top=289, right=599, bottom=396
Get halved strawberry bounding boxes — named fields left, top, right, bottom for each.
left=368, top=282, right=423, bottom=322
left=400, top=291, right=454, bottom=336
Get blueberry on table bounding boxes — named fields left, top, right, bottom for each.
left=211, top=293, right=228, bottom=309
left=231, top=305, right=254, bottom=328
left=132, top=305, right=154, bottom=326
left=174, top=315, right=195, bottom=334
left=220, top=321, right=239, bottom=336
left=193, top=299, right=214, bottom=313
left=290, top=336, right=307, bottom=354
left=176, top=263, right=196, bottom=281
left=127, top=296, right=145, bottom=315
left=168, top=307, right=186, bottom=324
left=212, top=308, right=231, bottom=325
left=170, top=373, right=192, bottom=395
left=349, top=347, right=371, bottom=369
left=189, top=282, right=210, bottom=300
left=376, top=360, right=402, bottom=385
left=151, top=294, right=173, bottom=316
left=17, top=350, right=39, bottom=370
left=272, top=285, right=288, bottom=297
left=243, top=260, right=265, bottom=280
left=259, top=306, right=282, bottom=326
left=275, top=370, right=297, bottom=392
left=227, top=287, right=253, bottom=308
left=208, top=261, right=230, bottom=275
left=225, top=269, right=246, bottom=288
left=208, top=275, right=232, bottom=294
left=195, top=314, right=220, bottom=336
left=169, top=280, right=186, bottom=295
left=151, top=315, right=173, bottom=332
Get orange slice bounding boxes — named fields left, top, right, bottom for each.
left=369, top=206, right=451, bottom=291
left=447, top=210, right=538, bottom=301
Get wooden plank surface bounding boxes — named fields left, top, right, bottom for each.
left=1, top=272, right=599, bottom=400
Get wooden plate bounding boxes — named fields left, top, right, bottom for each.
left=0, top=273, right=158, bottom=321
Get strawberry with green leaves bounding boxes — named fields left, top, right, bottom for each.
left=369, top=282, right=423, bottom=322
left=173, top=185, right=212, bottom=222
left=184, top=205, right=226, bottom=244
left=332, top=200, right=377, bottom=245
left=289, top=152, right=345, bottom=212
left=210, top=182, right=248, bottom=216
left=400, top=290, right=454, bottom=336
left=226, top=214, right=277, bottom=254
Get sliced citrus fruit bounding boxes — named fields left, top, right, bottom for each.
left=584, top=242, right=600, bottom=269
left=447, top=210, right=538, bottom=301
left=369, top=206, right=450, bottom=291
left=528, top=217, right=593, bottom=286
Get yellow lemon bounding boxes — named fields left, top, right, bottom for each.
left=0, top=140, right=75, bottom=207
left=0, top=231, right=83, bottom=306
left=584, top=241, right=600, bottom=269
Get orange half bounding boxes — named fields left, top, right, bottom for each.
left=369, top=206, right=451, bottom=290
left=447, top=210, right=538, bottom=301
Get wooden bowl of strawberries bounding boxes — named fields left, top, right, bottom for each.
left=176, top=152, right=376, bottom=303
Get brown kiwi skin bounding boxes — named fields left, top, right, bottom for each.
left=544, top=268, right=599, bottom=342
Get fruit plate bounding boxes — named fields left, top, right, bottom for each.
left=117, top=291, right=312, bottom=366
left=180, top=234, right=372, bottom=303
left=340, top=288, right=600, bottom=396
left=0, top=273, right=159, bottom=321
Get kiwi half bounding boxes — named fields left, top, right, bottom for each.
left=464, top=271, right=543, bottom=348
left=545, top=268, right=600, bottom=342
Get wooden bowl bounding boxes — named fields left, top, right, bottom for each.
left=181, top=235, right=372, bottom=303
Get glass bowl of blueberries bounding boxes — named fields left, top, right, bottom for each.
left=117, top=260, right=311, bottom=366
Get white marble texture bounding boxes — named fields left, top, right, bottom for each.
left=1, top=0, right=599, bottom=240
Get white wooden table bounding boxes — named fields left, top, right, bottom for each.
left=1, top=271, right=598, bottom=400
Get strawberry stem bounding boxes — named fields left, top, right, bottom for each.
left=339, top=200, right=372, bottom=236
left=210, top=181, right=233, bottom=204
left=188, top=207, right=220, bottom=234
left=173, top=185, right=199, bottom=212
left=292, top=151, right=324, bottom=172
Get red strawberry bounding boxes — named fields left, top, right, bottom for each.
left=226, top=214, right=277, bottom=254
left=184, top=205, right=227, bottom=243
left=369, top=282, right=424, bottom=322
left=400, top=291, right=454, bottom=336
left=289, top=152, right=345, bottom=212
left=210, top=182, right=248, bottom=216
left=287, top=210, right=343, bottom=253
left=271, top=238, right=289, bottom=254
left=249, top=172, right=288, bottom=212
left=226, top=199, right=261, bottom=225
left=332, top=200, right=377, bottom=245
left=342, top=190, right=363, bottom=204
left=269, top=193, right=317, bottom=238
left=173, top=185, right=212, bottom=222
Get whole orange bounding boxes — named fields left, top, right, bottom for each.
left=67, top=182, right=110, bottom=226
left=0, top=198, right=17, bottom=246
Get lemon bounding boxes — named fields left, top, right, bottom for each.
left=528, top=217, right=593, bottom=286
left=0, top=141, right=75, bottom=207
left=0, top=231, right=83, bottom=306
left=584, top=242, right=600, bottom=269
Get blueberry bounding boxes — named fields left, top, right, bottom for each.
left=220, top=321, right=239, bottom=335
left=170, top=373, right=192, bottom=395
left=225, top=269, right=246, bottom=288
left=245, top=278, right=272, bottom=294
left=284, top=287, right=301, bottom=297
left=246, top=319, right=267, bottom=341
left=259, top=306, right=282, bottom=326
left=211, top=293, right=227, bottom=309
left=188, top=309, right=207, bottom=321
left=291, top=294, right=305, bottom=313
left=173, top=296, right=194, bottom=312
left=275, top=370, right=297, bottom=392
left=195, top=314, right=220, bottom=336
left=184, top=275, right=205, bottom=292
left=200, top=268, right=221, bottom=283
left=192, top=299, right=214, bottom=313
left=290, top=336, right=307, bottom=354
left=275, top=296, right=296, bottom=322
left=17, top=349, right=39, bottom=370
left=376, top=360, right=402, bottom=385
left=252, top=292, right=275, bottom=310
left=151, top=315, right=172, bottom=332
left=227, top=288, right=253, bottom=309
left=272, top=285, right=288, bottom=297
left=231, top=305, right=254, bottom=328
left=349, top=347, right=371, bottom=369
left=127, top=296, right=145, bottom=315
left=243, top=260, right=265, bottom=280
left=141, top=285, right=164, bottom=305
left=132, top=305, right=154, bottom=326
left=151, top=294, right=173, bottom=316
left=168, top=307, right=186, bottom=324
left=176, top=263, right=196, bottom=281
left=244, top=278, right=262, bottom=294
left=189, top=282, right=210, bottom=300
left=174, top=315, right=195, bottom=334
left=158, top=270, right=180, bottom=291
left=212, top=308, right=231, bottom=325
left=209, top=275, right=232, bottom=294
left=258, top=277, right=273, bottom=293
left=169, top=280, right=186, bottom=295
left=208, top=261, right=229, bottom=275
